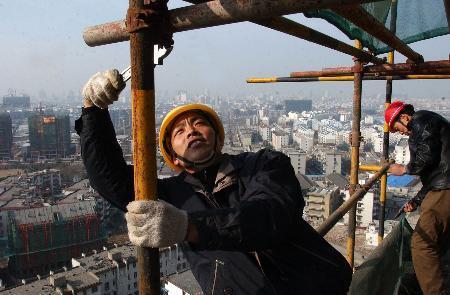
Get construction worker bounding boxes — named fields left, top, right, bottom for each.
left=386, top=101, right=450, bottom=294
left=76, top=69, right=352, bottom=294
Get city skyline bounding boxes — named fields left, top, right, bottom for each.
left=1, top=1, right=450, bottom=103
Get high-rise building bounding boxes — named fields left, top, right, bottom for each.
left=284, top=99, right=312, bottom=114
left=0, top=113, right=13, bottom=160
left=2, top=94, right=30, bottom=108
left=6, top=201, right=106, bottom=278
left=28, top=113, right=71, bottom=159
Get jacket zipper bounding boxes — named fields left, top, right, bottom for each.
left=253, top=252, right=279, bottom=295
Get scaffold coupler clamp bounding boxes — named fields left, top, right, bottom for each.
left=349, top=131, right=362, bottom=147
left=126, top=0, right=174, bottom=64
left=351, top=62, right=364, bottom=73
left=349, top=183, right=362, bottom=195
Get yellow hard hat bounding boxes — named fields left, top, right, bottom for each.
left=159, top=104, right=225, bottom=171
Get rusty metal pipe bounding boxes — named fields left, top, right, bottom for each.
left=316, top=160, right=393, bottom=236
left=332, top=5, right=423, bottom=63
left=290, top=68, right=450, bottom=77
left=253, top=17, right=383, bottom=64
left=183, top=0, right=383, bottom=64
left=290, top=60, right=450, bottom=77
left=246, top=74, right=450, bottom=83
left=379, top=0, right=397, bottom=244
left=129, top=0, right=160, bottom=294
left=346, top=39, right=363, bottom=268
left=84, top=0, right=385, bottom=47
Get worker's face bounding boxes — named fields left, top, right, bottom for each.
left=170, top=112, right=217, bottom=167
left=392, top=114, right=412, bottom=136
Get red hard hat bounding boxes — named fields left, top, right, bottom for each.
left=385, top=101, right=410, bottom=132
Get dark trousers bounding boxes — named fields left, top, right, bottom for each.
left=411, top=189, right=450, bottom=294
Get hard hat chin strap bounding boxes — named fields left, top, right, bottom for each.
left=174, top=150, right=217, bottom=170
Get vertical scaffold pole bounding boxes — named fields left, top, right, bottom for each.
left=129, top=0, right=160, bottom=294
left=379, top=0, right=398, bottom=244
left=347, top=39, right=362, bottom=268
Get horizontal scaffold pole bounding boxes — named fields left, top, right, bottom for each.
left=184, top=0, right=383, bottom=64
left=316, top=160, right=393, bottom=237
left=247, top=74, right=450, bottom=83
left=253, top=17, right=383, bottom=64
left=290, top=60, right=450, bottom=77
left=332, top=5, right=424, bottom=63
left=83, top=0, right=385, bottom=47
left=359, top=165, right=383, bottom=172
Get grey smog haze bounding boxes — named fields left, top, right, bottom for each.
left=1, top=0, right=450, bottom=102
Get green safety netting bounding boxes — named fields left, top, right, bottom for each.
left=305, top=0, right=449, bottom=55
left=349, top=217, right=450, bottom=295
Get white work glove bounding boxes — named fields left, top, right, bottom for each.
left=82, top=69, right=125, bottom=109
left=125, top=200, right=188, bottom=248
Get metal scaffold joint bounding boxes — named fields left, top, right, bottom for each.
left=126, top=0, right=174, bottom=49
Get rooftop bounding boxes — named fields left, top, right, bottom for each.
left=12, top=201, right=97, bottom=225
left=165, top=269, right=203, bottom=295
left=387, top=175, right=420, bottom=188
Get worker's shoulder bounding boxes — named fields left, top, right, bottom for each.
left=412, top=110, right=447, bottom=129
left=232, top=148, right=289, bottom=167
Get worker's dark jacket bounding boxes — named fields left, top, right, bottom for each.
left=406, top=110, right=450, bottom=205
left=75, top=107, right=352, bottom=295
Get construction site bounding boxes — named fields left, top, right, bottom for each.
left=82, top=0, right=450, bottom=294
left=6, top=202, right=105, bottom=278
left=1, top=0, right=449, bottom=294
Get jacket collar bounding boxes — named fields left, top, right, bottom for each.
left=180, top=153, right=242, bottom=193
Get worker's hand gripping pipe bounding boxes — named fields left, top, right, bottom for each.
left=120, top=45, right=173, bottom=83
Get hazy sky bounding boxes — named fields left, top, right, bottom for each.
left=1, top=0, right=449, bottom=102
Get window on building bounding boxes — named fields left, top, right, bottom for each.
left=134, top=272, right=137, bottom=278
left=134, top=282, right=137, bottom=288
left=92, top=286, right=98, bottom=293
left=105, top=282, right=110, bottom=291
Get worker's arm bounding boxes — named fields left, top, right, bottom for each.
left=406, top=117, right=441, bottom=175
left=76, top=107, right=134, bottom=211
left=76, top=70, right=131, bottom=211
left=188, top=150, right=304, bottom=251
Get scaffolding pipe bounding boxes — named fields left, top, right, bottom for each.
left=379, top=0, right=397, bottom=244
left=246, top=74, right=450, bottom=83
left=347, top=39, right=363, bottom=268
left=253, top=17, right=383, bottom=64
left=332, top=5, right=423, bottom=63
left=129, top=0, right=161, bottom=294
left=359, top=165, right=383, bottom=172
left=184, top=0, right=383, bottom=64
left=290, top=68, right=450, bottom=78
left=317, top=161, right=393, bottom=236
left=290, top=60, right=450, bottom=77
left=83, top=0, right=385, bottom=47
